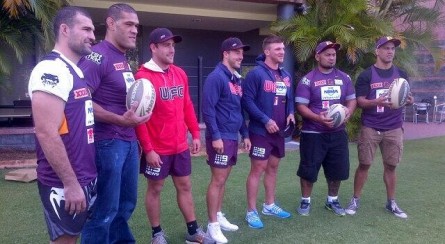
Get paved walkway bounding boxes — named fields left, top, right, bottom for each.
left=402, top=121, right=445, bottom=140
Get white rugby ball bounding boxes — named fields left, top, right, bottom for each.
left=388, top=78, right=410, bottom=109
left=326, top=104, right=347, bottom=128
left=126, top=78, right=156, bottom=116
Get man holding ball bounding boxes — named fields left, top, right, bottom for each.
left=295, top=41, right=356, bottom=216
left=345, top=36, right=413, bottom=218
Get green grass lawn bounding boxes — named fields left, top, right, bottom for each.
left=1, top=137, right=444, bottom=243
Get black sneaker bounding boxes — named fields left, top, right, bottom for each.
left=386, top=200, right=408, bottom=219
left=325, top=199, right=346, bottom=216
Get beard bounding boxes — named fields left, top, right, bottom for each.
left=69, top=39, right=92, bottom=57
left=319, top=62, right=335, bottom=70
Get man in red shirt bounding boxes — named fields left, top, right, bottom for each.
left=135, top=28, right=214, bottom=244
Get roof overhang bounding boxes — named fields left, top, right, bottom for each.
left=72, top=0, right=301, bottom=32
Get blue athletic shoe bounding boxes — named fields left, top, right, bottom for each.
left=245, top=210, right=264, bottom=229
left=261, top=203, right=291, bottom=218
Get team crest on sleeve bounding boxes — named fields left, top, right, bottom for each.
left=85, top=51, right=103, bottom=65
left=41, top=73, right=59, bottom=88
left=300, top=77, right=310, bottom=86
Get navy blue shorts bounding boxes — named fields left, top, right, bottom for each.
left=297, top=131, right=350, bottom=183
left=38, top=179, right=97, bottom=241
left=249, top=132, right=285, bottom=160
left=206, top=139, right=239, bottom=168
left=140, top=149, right=192, bottom=180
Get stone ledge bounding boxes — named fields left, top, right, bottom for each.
left=0, top=159, right=37, bottom=169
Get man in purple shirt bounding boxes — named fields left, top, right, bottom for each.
left=345, top=37, right=413, bottom=219
left=79, top=4, right=149, bottom=244
left=295, top=41, right=356, bottom=217
left=28, top=6, right=96, bottom=244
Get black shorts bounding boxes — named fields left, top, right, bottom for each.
left=38, top=179, right=97, bottom=241
left=297, top=131, right=349, bottom=183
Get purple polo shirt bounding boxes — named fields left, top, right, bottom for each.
left=79, top=40, right=137, bottom=141
left=296, top=68, right=355, bottom=133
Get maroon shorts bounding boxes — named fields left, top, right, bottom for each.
left=140, top=149, right=192, bottom=180
left=249, top=132, right=285, bottom=160
left=206, top=139, right=239, bottom=168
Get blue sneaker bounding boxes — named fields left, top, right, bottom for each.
left=261, top=203, right=291, bottom=218
left=245, top=210, right=264, bottom=229
left=297, top=199, right=311, bottom=216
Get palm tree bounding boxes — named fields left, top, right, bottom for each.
left=272, top=0, right=445, bottom=139
left=0, top=0, right=68, bottom=84
left=272, top=0, right=445, bottom=79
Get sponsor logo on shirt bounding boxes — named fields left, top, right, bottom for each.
left=376, top=89, right=388, bottom=113
left=85, top=52, right=103, bottom=65
left=334, top=79, right=343, bottom=85
left=314, top=80, right=327, bottom=87
left=122, top=72, right=135, bottom=92
left=85, top=100, right=94, bottom=126
left=87, top=128, right=94, bottom=144
left=252, top=146, right=266, bottom=158
left=371, top=82, right=383, bottom=89
left=113, top=62, right=125, bottom=71
left=41, top=73, right=59, bottom=88
left=322, top=101, right=330, bottom=109
left=264, top=80, right=291, bottom=93
left=275, top=81, right=287, bottom=96
left=160, top=85, right=184, bottom=100
left=321, top=86, right=341, bottom=100
left=74, top=88, right=89, bottom=99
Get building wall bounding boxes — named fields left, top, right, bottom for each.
left=410, top=0, right=445, bottom=103
left=139, top=26, right=265, bottom=121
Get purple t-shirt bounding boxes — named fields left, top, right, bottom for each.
left=296, top=68, right=355, bottom=133
left=358, top=66, right=404, bottom=130
left=29, top=51, right=96, bottom=187
left=79, top=40, right=136, bottom=141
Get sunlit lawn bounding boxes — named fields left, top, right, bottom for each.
left=1, top=137, right=444, bottom=243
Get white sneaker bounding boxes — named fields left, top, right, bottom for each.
left=207, top=222, right=228, bottom=243
left=217, top=212, right=239, bottom=231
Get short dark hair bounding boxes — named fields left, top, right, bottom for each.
left=262, top=34, right=285, bottom=50
left=107, top=3, right=137, bottom=21
left=53, top=6, right=91, bottom=41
